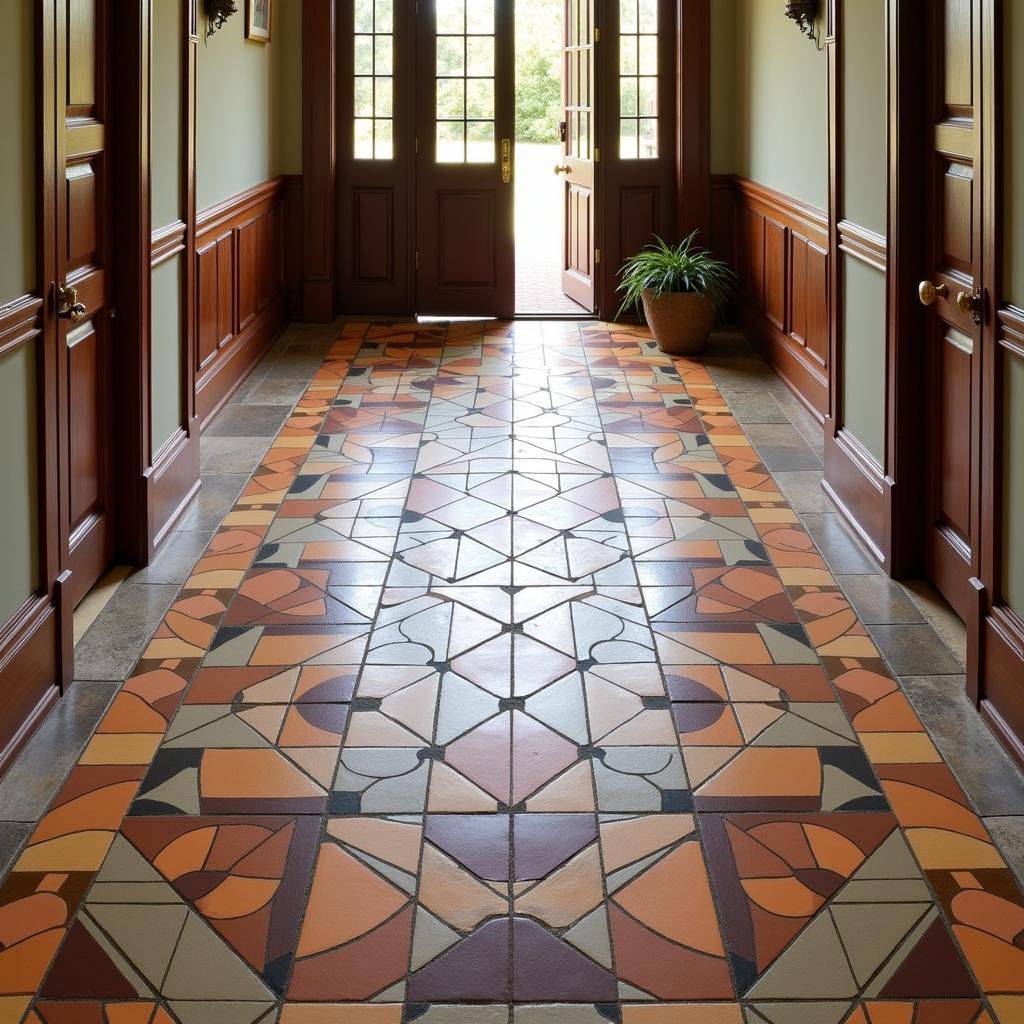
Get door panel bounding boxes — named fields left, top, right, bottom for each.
left=560, top=0, right=595, bottom=309
left=416, top=0, right=515, bottom=317
left=57, top=0, right=115, bottom=607
left=920, top=0, right=983, bottom=621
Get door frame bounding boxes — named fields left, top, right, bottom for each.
left=886, top=0, right=1024, bottom=759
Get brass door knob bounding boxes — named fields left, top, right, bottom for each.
left=956, top=289, right=983, bottom=324
left=57, top=284, right=88, bottom=324
left=553, top=164, right=572, bottom=175
left=918, top=280, right=948, bottom=306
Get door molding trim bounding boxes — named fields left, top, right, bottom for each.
left=676, top=0, right=710, bottom=241
left=303, top=0, right=337, bottom=322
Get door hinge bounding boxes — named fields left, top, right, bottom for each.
left=594, top=27, right=600, bottom=43
left=415, top=137, right=419, bottom=154
left=415, top=252, right=420, bottom=271
left=594, top=249, right=601, bottom=265
left=594, top=147, right=600, bottom=163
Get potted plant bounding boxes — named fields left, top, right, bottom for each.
left=616, top=231, right=735, bottom=355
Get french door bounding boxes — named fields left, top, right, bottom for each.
left=560, top=0, right=596, bottom=309
left=415, top=0, right=516, bottom=317
left=334, top=0, right=676, bottom=320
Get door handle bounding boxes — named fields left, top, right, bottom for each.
left=57, top=284, right=88, bottom=324
left=553, top=164, right=572, bottom=175
left=955, top=288, right=983, bottom=325
left=501, top=139, right=511, bottom=184
left=918, top=280, right=948, bottom=306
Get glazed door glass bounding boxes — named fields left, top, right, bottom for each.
left=415, top=0, right=515, bottom=316
left=561, top=0, right=596, bottom=309
left=354, top=0, right=395, bottom=159
left=618, top=0, right=657, bottom=159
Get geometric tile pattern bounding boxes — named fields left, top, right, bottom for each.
left=0, top=320, right=1022, bottom=1024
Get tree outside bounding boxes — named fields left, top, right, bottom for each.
left=515, top=0, right=562, bottom=143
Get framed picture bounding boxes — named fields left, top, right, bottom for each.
left=246, top=0, right=271, bottom=42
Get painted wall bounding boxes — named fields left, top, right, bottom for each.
left=728, top=0, right=829, bottom=210
left=151, top=0, right=185, bottom=456
left=0, top=3, right=41, bottom=625
left=839, top=0, right=887, bottom=467
left=1004, top=2, right=1024, bottom=617
left=0, top=1, right=35, bottom=300
left=197, top=2, right=302, bottom=212
left=710, top=0, right=737, bottom=176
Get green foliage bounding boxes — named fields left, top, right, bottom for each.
left=515, top=0, right=562, bottom=143
left=616, top=232, right=736, bottom=322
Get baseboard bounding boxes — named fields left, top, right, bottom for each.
left=822, top=423, right=891, bottom=569
left=0, top=595, right=60, bottom=769
left=147, top=425, right=202, bottom=554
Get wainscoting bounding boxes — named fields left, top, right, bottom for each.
left=711, top=175, right=829, bottom=419
left=194, top=176, right=300, bottom=426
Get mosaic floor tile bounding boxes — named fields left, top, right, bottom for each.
left=1, top=320, right=1022, bottom=1020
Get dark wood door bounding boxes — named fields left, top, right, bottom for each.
left=56, top=0, right=116, bottom=608
left=416, top=0, right=515, bottom=317
left=560, top=0, right=596, bottom=310
left=917, top=0, right=984, bottom=623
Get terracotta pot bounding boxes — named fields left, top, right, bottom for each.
left=640, top=289, right=716, bottom=355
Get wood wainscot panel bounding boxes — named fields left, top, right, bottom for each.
left=194, top=178, right=292, bottom=427
left=822, top=220, right=892, bottom=569
left=978, top=308, right=1024, bottom=767
left=728, top=177, right=830, bottom=419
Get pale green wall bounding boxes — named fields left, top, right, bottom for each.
left=151, top=0, right=185, bottom=459
left=152, top=0, right=184, bottom=229
left=710, top=0, right=737, bottom=175
left=1004, top=5, right=1024, bottom=616
left=1007, top=1, right=1024, bottom=306
left=841, top=0, right=886, bottom=236
left=841, top=255, right=887, bottom=465
left=197, top=2, right=302, bottom=211
left=838, top=0, right=887, bottom=469
left=0, top=1, right=35, bottom=299
left=731, top=0, right=828, bottom=209
left=0, top=3, right=40, bottom=625
left=0, top=346, right=39, bottom=624
left=151, top=257, right=184, bottom=456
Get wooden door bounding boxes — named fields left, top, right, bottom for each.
left=416, top=0, right=515, bottom=317
left=917, top=0, right=984, bottom=622
left=560, top=0, right=596, bottom=310
left=56, top=0, right=116, bottom=608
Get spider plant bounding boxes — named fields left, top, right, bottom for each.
left=616, top=231, right=735, bottom=321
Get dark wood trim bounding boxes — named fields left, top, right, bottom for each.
left=837, top=220, right=887, bottom=272
left=0, top=596, right=60, bottom=773
left=283, top=174, right=304, bottom=318
left=151, top=221, right=188, bottom=266
left=146, top=425, right=201, bottom=552
left=302, top=0, right=337, bottom=322
left=676, top=0, right=710, bottom=241
left=196, top=177, right=285, bottom=234
left=822, top=428, right=891, bottom=567
left=0, top=294, right=44, bottom=358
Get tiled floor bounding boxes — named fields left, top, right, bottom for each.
left=1, top=321, right=1024, bottom=1023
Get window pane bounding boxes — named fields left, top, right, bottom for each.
left=437, top=120, right=466, bottom=162
left=639, top=118, right=658, bottom=157
left=375, top=77, right=394, bottom=117
left=355, top=118, right=374, bottom=159
left=620, top=36, right=638, bottom=75
left=355, top=0, right=373, bottom=33
left=354, top=35, right=373, bottom=74
left=620, top=78, right=638, bottom=116
left=638, top=0, right=657, bottom=32
left=639, top=35, right=657, bottom=75
left=437, top=0, right=464, bottom=34
left=437, top=36, right=465, bottom=76
left=620, top=0, right=638, bottom=33
left=375, top=35, right=394, bottom=75
left=375, top=0, right=393, bottom=33
left=638, top=77, right=657, bottom=116
left=375, top=119, right=394, bottom=159
left=466, top=36, right=494, bottom=77
left=466, top=120, right=495, bottom=162
left=466, top=0, right=494, bottom=34
left=437, top=78, right=465, bottom=119
left=354, top=77, right=374, bottom=117
left=466, top=78, right=494, bottom=119
left=620, top=119, right=639, bottom=159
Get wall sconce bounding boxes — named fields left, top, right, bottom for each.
left=206, top=0, right=238, bottom=37
left=785, top=0, right=821, bottom=44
